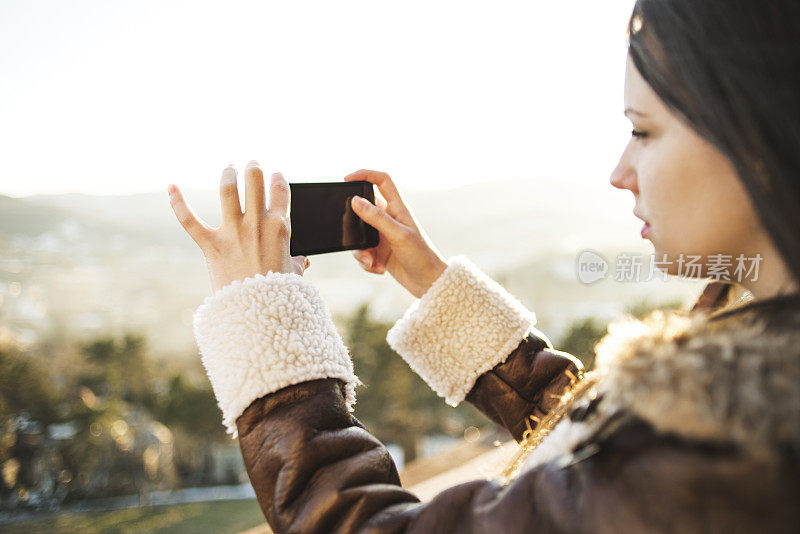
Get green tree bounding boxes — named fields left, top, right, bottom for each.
left=79, top=333, right=155, bottom=405
left=0, top=338, right=60, bottom=471
left=0, top=343, right=59, bottom=428
left=557, top=317, right=609, bottom=371
left=154, top=374, right=226, bottom=440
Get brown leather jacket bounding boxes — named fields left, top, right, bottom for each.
left=192, top=257, right=800, bottom=534
left=232, top=295, right=800, bottom=533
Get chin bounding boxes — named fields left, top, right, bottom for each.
left=656, top=247, right=716, bottom=280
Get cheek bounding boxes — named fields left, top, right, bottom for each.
left=638, top=146, right=700, bottom=249
left=641, top=135, right=757, bottom=258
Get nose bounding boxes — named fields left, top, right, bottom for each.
left=609, top=143, right=638, bottom=193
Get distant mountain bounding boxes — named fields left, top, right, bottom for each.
left=0, top=194, right=160, bottom=246
left=0, top=194, right=84, bottom=238
left=21, top=189, right=219, bottom=246
left=1, top=178, right=704, bottom=357
left=19, top=177, right=641, bottom=261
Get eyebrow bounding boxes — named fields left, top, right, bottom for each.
left=624, top=107, right=649, bottom=118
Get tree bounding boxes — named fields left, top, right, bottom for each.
left=557, top=317, right=609, bottom=371
left=79, top=333, right=155, bottom=406
left=154, top=374, right=226, bottom=440
left=0, top=341, right=59, bottom=429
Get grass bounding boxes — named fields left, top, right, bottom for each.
left=1, top=499, right=267, bottom=534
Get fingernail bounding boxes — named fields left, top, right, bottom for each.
left=272, top=172, right=283, bottom=179
left=353, top=196, right=368, bottom=207
left=167, top=184, right=176, bottom=195
left=246, top=160, right=260, bottom=168
left=221, top=167, right=237, bottom=181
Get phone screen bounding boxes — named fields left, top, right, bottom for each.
left=289, top=180, right=380, bottom=256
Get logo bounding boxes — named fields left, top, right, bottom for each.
left=576, top=249, right=609, bottom=284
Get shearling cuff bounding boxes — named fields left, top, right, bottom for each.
left=386, top=254, right=543, bottom=406
left=193, top=271, right=360, bottom=438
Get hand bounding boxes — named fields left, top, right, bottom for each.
left=345, top=169, right=448, bottom=299
left=168, top=161, right=310, bottom=294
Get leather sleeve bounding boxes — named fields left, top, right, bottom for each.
left=383, top=254, right=585, bottom=443
left=237, top=376, right=569, bottom=534
left=465, top=332, right=585, bottom=442
left=237, top=377, right=798, bottom=534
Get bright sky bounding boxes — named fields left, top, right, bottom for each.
left=0, top=0, right=637, bottom=197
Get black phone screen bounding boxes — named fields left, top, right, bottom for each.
left=289, top=180, right=380, bottom=256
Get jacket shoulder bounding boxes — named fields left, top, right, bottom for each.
left=590, top=303, right=800, bottom=460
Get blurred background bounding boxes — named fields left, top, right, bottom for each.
left=0, top=0, right=709, bottom=531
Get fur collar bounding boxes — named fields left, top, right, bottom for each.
left=518, top=297, right=800, bottom=475
left=589, top=298, right=800, bottom=460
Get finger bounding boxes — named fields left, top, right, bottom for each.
left=269, top=172, right=290, bottom=218
left=244, top=160, right=266, bottom=217
left=350, top=195, right=408, bottom=242
left=168, top=184, right=212, bottom=247
left=219, top=165, right=242, bottom=226
left=292, top=255, right=310, bottom=271
left=374, top=190, right=388, bottom=211
left=344, top=169, right=406, bottom=208
left=356, top=249, right=387, bottom=274
left=352, top=249, right=374, bottom=269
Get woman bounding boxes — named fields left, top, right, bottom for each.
left=168, top=0, right=800, bottom=531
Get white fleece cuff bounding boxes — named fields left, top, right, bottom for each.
left=386, top=255, right=545, bottom=407
left=192, top=271, right=360, bottom=438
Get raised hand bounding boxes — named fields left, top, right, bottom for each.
left=168, top=161, right=309, bottom=294
left=345, top=169, right=448, bottom=299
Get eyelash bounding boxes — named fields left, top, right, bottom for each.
left=631, top=129, right=648, bottom=139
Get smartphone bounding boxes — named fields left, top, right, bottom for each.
left=288, top=180, right=380, bottom=256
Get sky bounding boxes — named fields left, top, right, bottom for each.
left=0, top=0, right=637, bottom=197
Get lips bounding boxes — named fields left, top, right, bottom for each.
left=633, top=210, right=651, bottom=238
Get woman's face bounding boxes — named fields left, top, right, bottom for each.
left=610, top=54, right=763, bottom=278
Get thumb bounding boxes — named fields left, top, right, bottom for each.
left=351, top=196, right=407, bottom=241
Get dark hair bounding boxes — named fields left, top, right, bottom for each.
left=627, top=0, right=800, bottom=293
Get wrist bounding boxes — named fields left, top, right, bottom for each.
left=412, top=257, right=449, bottom=299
